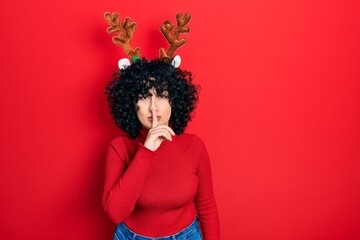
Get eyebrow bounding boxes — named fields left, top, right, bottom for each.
left=138, top=89, right=169, bottom=98
left=157, top=91, right=169, bottom=96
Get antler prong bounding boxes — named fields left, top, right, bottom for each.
left=159, top=13, right=191, bottom=60
left=104, top=12, right=141, bottom=60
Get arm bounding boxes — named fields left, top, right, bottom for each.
left=195, top=138, right=221, bottom=240
left=102, top=138, right=154, bottom=223
left=103, top=110, right=174, bottom=223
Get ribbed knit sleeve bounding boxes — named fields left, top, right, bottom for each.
left=102, top=137, right=155, bottom=223
left=194, top=137, right=221, bottom=240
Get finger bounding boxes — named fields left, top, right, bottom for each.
left=151, top=125, right=175, bottom=136
left=161, top=125, right=175, bottom=135
left=160, top=125, right=176, bottom=135
left=154, top=129, right=172, bottom=141
left=152, top=108, right=158, bottom=128
left=166, top=126, right=176, bottom=136
left=151, top=129, right=172, bottom=141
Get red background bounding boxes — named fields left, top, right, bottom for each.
left=1, top=0, right=359, bottom=239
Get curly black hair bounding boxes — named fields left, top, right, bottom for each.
left=105, top=58, right=199, bottom=139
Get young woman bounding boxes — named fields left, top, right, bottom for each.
left=103, top=59, right=220, bottom=240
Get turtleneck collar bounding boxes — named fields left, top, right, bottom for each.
left=137, top=127, right=149, bottom=144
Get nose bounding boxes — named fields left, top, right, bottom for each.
left=149, top=95, right=157, bottom=112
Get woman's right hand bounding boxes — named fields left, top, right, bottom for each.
left=143, top=109, right=175, bottom=151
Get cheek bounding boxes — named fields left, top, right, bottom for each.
left=135, top=103, right=143, bottom=118
left=165, top=104, right=172, bottom=116
left=136, top=102, right=149, bottom=120
left=136, top=100, right=146, bottom=112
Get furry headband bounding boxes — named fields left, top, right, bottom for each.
left=104, top=12, right=191, bottom=69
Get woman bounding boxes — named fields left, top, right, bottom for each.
left=103, top=58, right=220, bottom=240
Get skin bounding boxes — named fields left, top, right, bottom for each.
left=136, top=88, right=175, bottom=151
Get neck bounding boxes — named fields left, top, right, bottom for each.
left=137, top=127, right=149, bottom=143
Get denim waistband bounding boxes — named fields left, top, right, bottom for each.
left=114, top=218, right=200, bottom=240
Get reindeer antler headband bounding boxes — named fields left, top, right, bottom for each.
left=104, top=12, right=191, bottom=69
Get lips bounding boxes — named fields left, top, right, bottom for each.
left=148, top=116, right=161, bottom=121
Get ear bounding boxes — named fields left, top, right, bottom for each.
left=118, top=58, right=131, bottom=69
left=171, top=55, right=181, bottom=68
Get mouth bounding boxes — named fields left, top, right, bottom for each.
left=148, top=116, right=161, bottom=121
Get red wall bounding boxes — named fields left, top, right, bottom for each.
left=1, top=0, right=359, bottom=239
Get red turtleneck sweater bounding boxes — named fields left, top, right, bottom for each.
left=102, top=129, right=220, bottom=239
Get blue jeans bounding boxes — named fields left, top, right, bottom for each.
left=113, top=219, right=202, bottom=240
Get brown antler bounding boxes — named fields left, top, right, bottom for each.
left=104, top=12, right=141, bottom=60
left=159, top=13, right=191, bottom=61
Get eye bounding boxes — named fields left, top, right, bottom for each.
left=138, top=94, right=150, bottom=100
left=157, top=91, right=169, bottom=99
left=157, top=95, right=169, bottom=99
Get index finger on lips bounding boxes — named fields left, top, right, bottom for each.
left=151, top=108, right=158, bottom=128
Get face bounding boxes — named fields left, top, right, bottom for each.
left=136, top=88, right=172, bottom=129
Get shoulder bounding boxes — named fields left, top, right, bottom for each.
left=110, top=134, right=138, bottom=147
left=182, top=132, right=204, bottom=142
left=176, top=132, right=196, bottom=140
left=108, top=135, right=138, bottom=158
left=176, top=132, right=207, bottom=150
left=109, top=135, right=127, bottom=148
left=176, top=133, right=210, bottom=167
